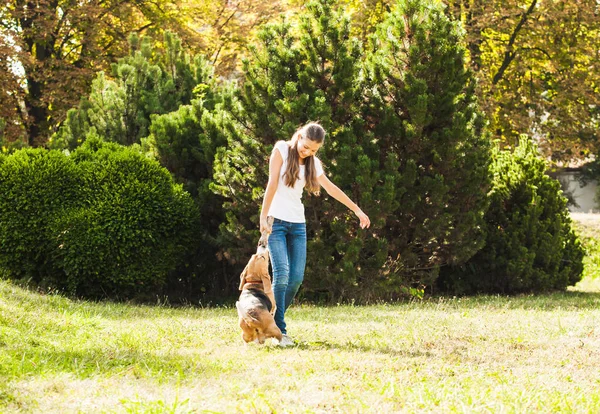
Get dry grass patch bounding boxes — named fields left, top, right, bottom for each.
left=2, top=278, right=600, bottom=413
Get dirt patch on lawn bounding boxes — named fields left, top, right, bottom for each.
left=570, top=212, right=600, bottom=229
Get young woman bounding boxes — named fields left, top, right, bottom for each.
left=260, top=122, right=370, bottom=346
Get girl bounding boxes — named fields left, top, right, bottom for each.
left=260, top=122, right=370, bottom=346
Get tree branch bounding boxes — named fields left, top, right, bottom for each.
left=133, top=22, right=154, bottom=33
left=212, top=2, right=228, bottom=28
left=492, top=0, right=537, bottom=85
left=519, top=46, right=552, bottom=60
left=216, top=7, right=239, bottom=32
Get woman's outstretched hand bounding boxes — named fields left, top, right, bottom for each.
left=355, top=209, right=371, bottom=229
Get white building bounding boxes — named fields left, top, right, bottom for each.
left=555, top=169, right=599, bottom=213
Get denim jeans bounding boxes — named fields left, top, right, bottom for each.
left=268, top=218, right=307, bottom=335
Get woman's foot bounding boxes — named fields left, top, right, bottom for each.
left=278, top=334, right=295, bottom=347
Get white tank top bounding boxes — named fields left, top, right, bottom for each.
left=267, top=140, right=324, bottom=223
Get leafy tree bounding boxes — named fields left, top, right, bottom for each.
left=0, top=0, right=192, bottom=147
left=0, top=37, right=27, bottom=146
left=437, top=136, right=584, bottom=294
left=182, top=0, right=294, bottom=75
left=51, top=32, right=213, bottom=149
left=445, top=0, right=600, bottom=164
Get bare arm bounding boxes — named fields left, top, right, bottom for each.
left=260, top=148, right=283, bottom=233
left=318, top=174, right=371, bottom=229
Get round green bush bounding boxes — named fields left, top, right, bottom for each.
left=0, top=139, right=200, bottom=299
left=51, top=139, right=201, bottom=298
left=0, top=149, right=83, bottom=285
left=437, top=136, right=584, bottom=294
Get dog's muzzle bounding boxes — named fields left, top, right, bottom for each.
left=256, top=243, right=268, bottom=255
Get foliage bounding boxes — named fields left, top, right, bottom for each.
left=437, top=136, right=584, bottom=294
left=182, top=0, right=295, bottom=75
left=51, top=32, right=213, bottom=150
left=0, top=39, right=27, bottom=144
left=55, top=138, right=200, bottom=299
left=314, top=0, right=600, bottom=165
left=571, top=218, right=600, bottom=281
left=212, top=0, right=386, bottom=300
left=445, top=0, right=600, bottom=164
left=2, top=0, right=598, bottom=166
left=364, top=0, right=492, bottom=292
left=148, top=95, right=234, bottom=296
left=52, top=30, right=233, bottom=299
left=333, top=0, right=392, bottom=41
left=0, top=149, right=83, bottom=284
left=0, top=0, right=192, bottom=147
left=0, top=139, right=200, bottom=299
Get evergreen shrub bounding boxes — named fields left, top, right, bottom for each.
left=437, top=137, right=584, bottom=294
left=51, top=32, right=213, bottom=150
left=365, top=0, right=492, bottom=292
left=0, top=140, right=200, bottom=299
left=148, top=98, right=232, bottom=296
left=0, top=149, right=83, bottom=285
left=53, top=139, right=201, bottom=298
left=212, top=0, right=395, bottom=300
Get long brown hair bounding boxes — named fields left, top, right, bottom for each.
left=283, top=122, right=325, bottom=195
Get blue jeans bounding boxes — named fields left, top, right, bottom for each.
left=268, top=218, right=307, bottom=335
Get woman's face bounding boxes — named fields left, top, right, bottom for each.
left=297, top=135, right=322, bottom=159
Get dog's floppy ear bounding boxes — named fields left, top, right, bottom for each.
left=260, top=271, right=277, bottom=315
left=261, top=272, right=273, bottom=294
left=239, top=262, right=250, bottom=291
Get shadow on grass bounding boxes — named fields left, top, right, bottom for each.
left=1, top=278, right=235, bottom=322
left=291, top=340, right=434, bottom=358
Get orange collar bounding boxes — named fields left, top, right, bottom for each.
left=243, top=282, right=264, bottom=290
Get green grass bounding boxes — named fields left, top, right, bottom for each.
left=1, top=216, right=600, bottom=413
left=2, top=281, right=600, bottom=412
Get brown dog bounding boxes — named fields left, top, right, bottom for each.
left=236, top=248, right=282, bottom=344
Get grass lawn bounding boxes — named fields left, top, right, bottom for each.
left=1, top=216, right=600, bottom=413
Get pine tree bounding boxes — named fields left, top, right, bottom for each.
left=213, top=0, right=493, bottom=301
left=51, top=32, right=213, bottom=149
left=213, top=0, right=397, bottom=300
left=365, top=0, right=492, bottom=289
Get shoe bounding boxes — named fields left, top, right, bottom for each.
left=278, top=334, right=295, bottom=347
